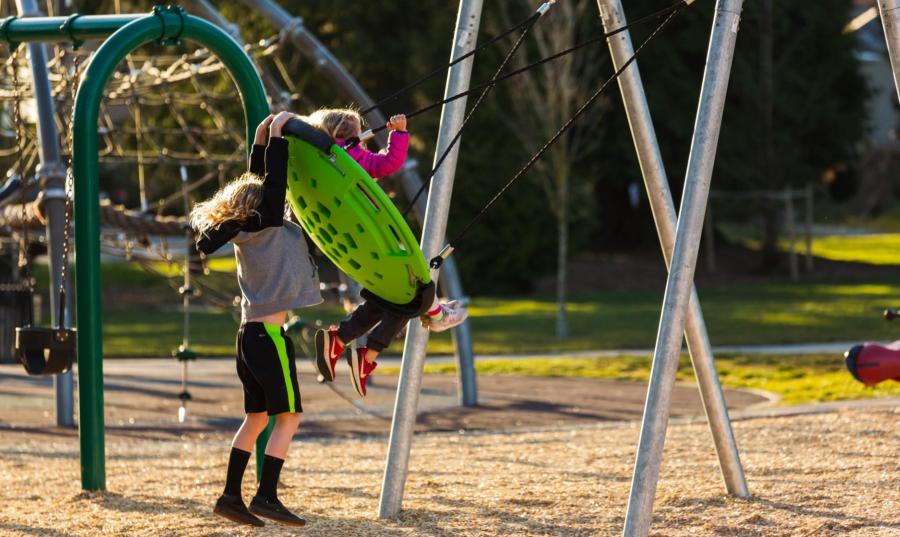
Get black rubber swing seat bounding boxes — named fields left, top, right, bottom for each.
left=16, top=326, right=76, bottom=375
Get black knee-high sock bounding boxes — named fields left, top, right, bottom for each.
left=223, top=447, right=251, bottom=496
left=257, top=454, right=284, bottom=501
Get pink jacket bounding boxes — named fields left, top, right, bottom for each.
left=339, top=130, right=409, bottom=179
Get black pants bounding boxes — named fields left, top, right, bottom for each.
left=337, top=282, right=436, bottom=352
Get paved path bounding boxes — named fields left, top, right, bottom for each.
left=0, top=358, right=767, bottom=438
left=406, top=340, right=865, bottom=365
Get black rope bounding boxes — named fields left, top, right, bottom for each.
left=430, top=2, right=686, bottom=269
left=401, top=11, right=543, bottom=217
left=360, top=10, right=542, bottom=115
left=347, top=0, right=689, bottom=148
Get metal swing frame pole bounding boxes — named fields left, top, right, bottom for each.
left=72, top=9, right=267, bottom=491
left=622, top=1, right=745, bottom=535
left=879, top=0, right=900, bottom=101
left=238, top=0, right=477, bottom=407
left=595, top=0, right=747, bottom=497
left=3, top=8, right=268, bottom=490
left=379, top=0, right=485, bottom=518
left=15, top=0, right=74, bottom=428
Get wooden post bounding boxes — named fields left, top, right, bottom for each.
left=784, top=186, right=798, bottom=281
left=804, top=183, right=813, bottom=272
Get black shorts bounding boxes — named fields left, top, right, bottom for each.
left=236, top=322, right=302, bottom=415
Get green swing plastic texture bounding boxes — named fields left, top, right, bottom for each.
left=283, top=119, right=431, bottom=304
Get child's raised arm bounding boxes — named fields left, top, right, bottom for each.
left=249, top=114, right=275, bottom=176
left=348, top=114, right=409, bottom=179
left=254, top=112, right=294, bottom=228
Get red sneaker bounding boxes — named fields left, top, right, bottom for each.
left=348, top=347, right=377, bottom=398
left=315, top=329, right=343, bottom=382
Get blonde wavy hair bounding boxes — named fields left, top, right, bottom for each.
left=306, top=108, right=364, bottom=140
left=190, top=172, right=263, bottom=236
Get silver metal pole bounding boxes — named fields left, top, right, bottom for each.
left=397, top=159, right=477, bottom=406
left=622, top=1, right=745, bottom=536
left=243, top=0, right=477, bottom=405
left=597, top=0, right=747, bottom=498
left=16, top=0, right=74, bottom=428
left=879, top=0, right=900, bottom=102
left=379, top=0, right=484, bottom=518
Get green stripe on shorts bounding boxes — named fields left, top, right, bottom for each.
left=264, top=323, right=295, bottom=413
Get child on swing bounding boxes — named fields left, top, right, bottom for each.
left=191, top=112, right=317, bottom=528
left=304, top=108, right=468, bottom=398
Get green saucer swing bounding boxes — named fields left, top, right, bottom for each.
left=283, top=119, right=431, bottom=305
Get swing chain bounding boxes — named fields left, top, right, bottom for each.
left=57, top=47, right=83, bottom=326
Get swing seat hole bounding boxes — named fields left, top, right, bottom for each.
left=317, top=202, right=332, bottom=218
left=296, top=195, right=308, bottom=209
left=326, top=223, right=339, bottom=235
left=388, top=225, right=407, bottom=252
left=342, top=234, right=358, bottom=250
left=356, top=184, right=380, bottom=212
left=348, top=259, right=362, bottom=270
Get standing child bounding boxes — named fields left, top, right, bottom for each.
left=191, top=112, right=319, bottom=527
left=304, top=108, right=468, bottom=398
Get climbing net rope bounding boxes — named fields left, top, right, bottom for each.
left=0, top=11, right=312, bottom=312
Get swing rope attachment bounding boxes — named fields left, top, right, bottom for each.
left=430, top=0, right=688, bottom=269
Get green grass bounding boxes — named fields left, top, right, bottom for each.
left=421, top=280, right=900, bottom=355
left=381, top=354, right=900, bottom=405
left=95, top=275, right=900, bottom=356
left=101, top=308, right=346, bottom=357
left=719, top=223, right=900, bottom=265
left=799, top=234, right=900, bottom=265
left=43, top=260, right=899, bottom=357
left=96, top=277, right=900, bottom=356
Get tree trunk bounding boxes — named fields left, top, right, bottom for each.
left=555, top=207, right=569, bottom=340
left=759, top=0, right=779, bottom=270
left=760, top=204, right=781, bottom=272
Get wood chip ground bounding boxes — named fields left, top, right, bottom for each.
left=1, top=407, right=897, bottom=536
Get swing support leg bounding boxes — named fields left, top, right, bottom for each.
left=621, top=1, right=745, bottom=535
left=596, top=0, right=747, bottom=498
left=378, top=0, right=485, bottom=519
left=879, top=0, right=900, bottom=103
left=241, top=0, right=477, bottom=408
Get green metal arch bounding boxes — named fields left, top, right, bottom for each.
left=71, top=7, right=268, bottom=490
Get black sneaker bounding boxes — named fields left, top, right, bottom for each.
left=249, top=495, right=306, bottom=527
left=213, top=494, right=265, bottom=527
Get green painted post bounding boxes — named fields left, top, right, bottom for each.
left=0, top=14, right=143, bottom=43
left=71, top=6, right=268, bottom=490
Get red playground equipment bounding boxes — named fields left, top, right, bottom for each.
left=844, top=309, right=900, bottom=386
